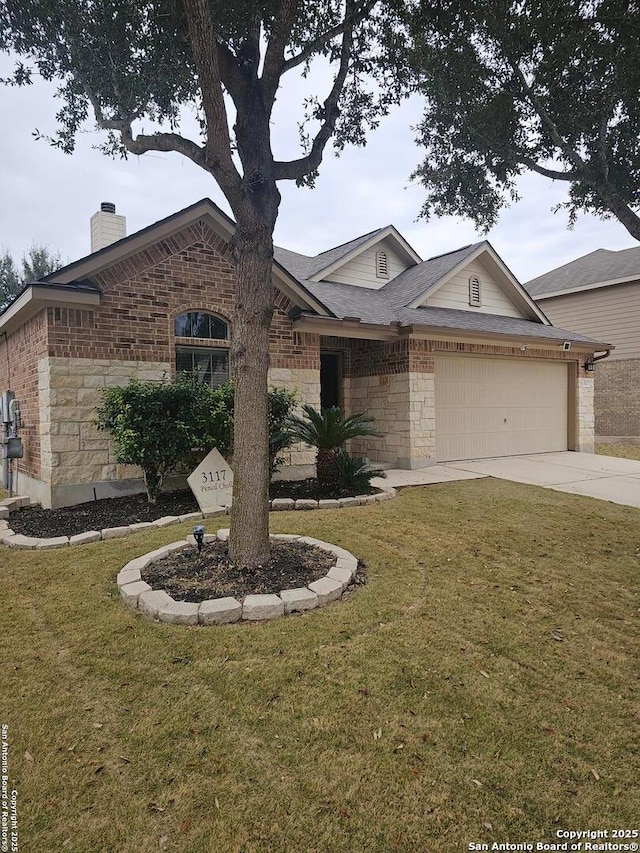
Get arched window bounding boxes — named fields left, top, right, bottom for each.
left=174, top=311, right=230, bottom=389
left=174, top=311, right=228, bottom=340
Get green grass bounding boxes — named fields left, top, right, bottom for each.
left=596, top=443, right=640, bottom=461
left=2, top=479, right=638, bottom=852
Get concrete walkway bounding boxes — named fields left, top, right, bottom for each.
left=374, top=451, right=640, bottom=509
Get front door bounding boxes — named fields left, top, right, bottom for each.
left=320, top=352, right=342, bottom=410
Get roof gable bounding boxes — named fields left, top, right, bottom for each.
left=402, top=242, right=549, bottom=324
left=43, top=198, right=331, bottom=317
left=309, top=225, right=422, bottom=283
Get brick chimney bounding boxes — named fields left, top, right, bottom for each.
left=90, top=202, right=126, bottom=252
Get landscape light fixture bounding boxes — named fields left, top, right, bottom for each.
left=193, top=524, right=205, bottom=553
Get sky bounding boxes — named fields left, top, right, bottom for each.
left=0, top=54, right=637, bottom=284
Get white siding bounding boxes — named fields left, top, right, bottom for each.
left=537, top=281, right=640, bottom=359
left=425, top=258, right=524, bottom=317
left=323, top=238, right=411, bottom=288
left=435, top=356, right=568, bottom=461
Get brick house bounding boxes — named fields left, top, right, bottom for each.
left=525, top=248, right=640, bottom=440
left=0, top=198, right=608, bottom=508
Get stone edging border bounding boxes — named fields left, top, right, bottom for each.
left=0, top=487, right=396, bottom=551
left=118, top=529, right=359, bottom=625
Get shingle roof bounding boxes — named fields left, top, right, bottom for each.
left=381, top=242, right=484, bottom=309
left=274, top=227, right=385, bottom=281
left=525, top=246, right=640, bottom=297
left=397, top=305, right=600, bottom=343
left=301, top=278, right=398, bottom=325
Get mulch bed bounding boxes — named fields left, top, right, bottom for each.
left=7, top=479, right=379, bottom=539
left=269, top=478, right=376, bottom=501
left=141, top=540, right=337, bottom=602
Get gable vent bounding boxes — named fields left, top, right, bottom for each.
left=469, top=275, right=481, bottom=306
left=376, top=249, right=389, bottom=279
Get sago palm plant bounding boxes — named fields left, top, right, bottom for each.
left=286, top=405, right=382, bottom=490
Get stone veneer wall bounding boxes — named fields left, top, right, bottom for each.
left=595, top=358, right=640, bottom=438
left=24, top=221, right=320, bottom=506
left=268, top=365, right=321, bottom=472
left=322, top=335, right=596, bottom=467
left=39, top=357, right=170, bottom=507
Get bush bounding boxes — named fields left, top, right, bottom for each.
left=95, top=376, right=218, bottom=504
left=335, top=449, right=385, bottom=493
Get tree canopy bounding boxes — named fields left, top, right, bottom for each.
left=0, top=244, right=62, bottom=309
left=0, top=0, right=409, bottom=566
left=410, top=0, right=640, bottom=240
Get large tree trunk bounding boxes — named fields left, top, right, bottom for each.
left=228, top=220, right=275, bottom=567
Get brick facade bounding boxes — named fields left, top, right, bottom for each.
left=595, top=358, right=640, bottom=438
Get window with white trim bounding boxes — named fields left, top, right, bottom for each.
left=468, top=275, right=482, bottom=306
left=174, top=311, right=230, bottom=388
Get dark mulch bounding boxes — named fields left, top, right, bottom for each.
left=269, top=478, right=376, bottom=501
left=142, top=540, right=338, bottom=602
left=8, top=479, right=379, bottom=538
left=8, top=489, right=201, bottom=539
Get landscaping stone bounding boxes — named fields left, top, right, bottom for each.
left=0, top=508, right=9, bottom=520
left=338, top=497, right=359, bottom=508
left=35, top=536, right=69, bottom=550
left=355, top=495, right=370, bottom=505
left=336, top=556, right=358, bottom=577
left=324, top=544, right=356, bottom=562
left=364, top=495, right=378, bottom=505
left=375, top=490, right=394, bottom=502
left=270, top=533, right=300, bottom=540
left=308, top=576, right=343, bottom=605
left=295, top=499, right=318, bottom=510
left=0, top=528, right=15, bottom=541
left=0, top=520, right=8, bottom=530
left=271, top=498, right=295, bottom=511
left=101, top=526, right=130, bottom=539
left=318, top=499, right=340, bottom=509
left=243, top=594, right=284, bottom=621
left=327, top=565, right=353, bottom=588
left=122, top=555, right=154, bottom=573
left=138, top=589, right=173, bottom=618
left=117, top=566, right=142, bottom=586
left=202, top=507, right=226, bottom=518
left=280, top=587, right=319, bottom=613
left=120, top=580, right=152, bottom=608
left=5, top=534, right=40, bottom=549
left=158, top=600, right=199, bottom=625
left=199, top=597, right=242, bottom=625
left=154, top=515, right=180, bottom=527
left=145, top=541, right=189, bottom=563
left=69, top=531, right=101, bottom=545
left=128, top=522, right=156, bottom=533
left=179, top=512, right=203, bottom=523
left=216, top=528, right=230, bottom=542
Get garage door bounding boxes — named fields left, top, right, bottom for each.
left=435, top=356, right=569, bottom=461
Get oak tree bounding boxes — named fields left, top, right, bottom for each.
left=410, top=0, right=640, bottom=239
left=0, top=0, right=407, bottom=565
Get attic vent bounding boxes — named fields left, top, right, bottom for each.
left=376, top=249, right=389, bottom=279
left=469, top=275, right=481, bottom=306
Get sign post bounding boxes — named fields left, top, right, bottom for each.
left=187, top=448, right=233, bottom=512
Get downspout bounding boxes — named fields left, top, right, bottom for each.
left=583, top=349, right=612, bottom=371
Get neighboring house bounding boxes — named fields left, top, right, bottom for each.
left=526, top=248, right=640, bottom=439
left=0, top=198, right=608, bottom=508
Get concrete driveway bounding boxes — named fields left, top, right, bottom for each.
left=446, top=451, right=640, bottom=509
left=375, top=451, right=640, bottom=509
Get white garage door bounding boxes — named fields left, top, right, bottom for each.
left=435, top=356, right=569, bottom=461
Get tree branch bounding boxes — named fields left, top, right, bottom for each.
left=273, top=0, right=357, bottom=182
left=261, top=0, right=300, bottom=108
left=281, top=0, right=378, bottom=75
left=181, top=0, right=242, bottom=199
left=517, top=154, right=579, bottom=182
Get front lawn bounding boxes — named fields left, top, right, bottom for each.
left=596, top=443, right=640, bottom=461
left=2, top=479, right=638, bottom=852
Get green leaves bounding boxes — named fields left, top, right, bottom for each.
left=287, top=404, right=382, bottom=451
left=410, top=0, right=640, bottom=238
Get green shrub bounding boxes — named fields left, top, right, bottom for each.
left=286, top=405, right=383, bottom=490
left=95, top=376, right=218, bottom=504
left=335, top=449, right=386, bottom=493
